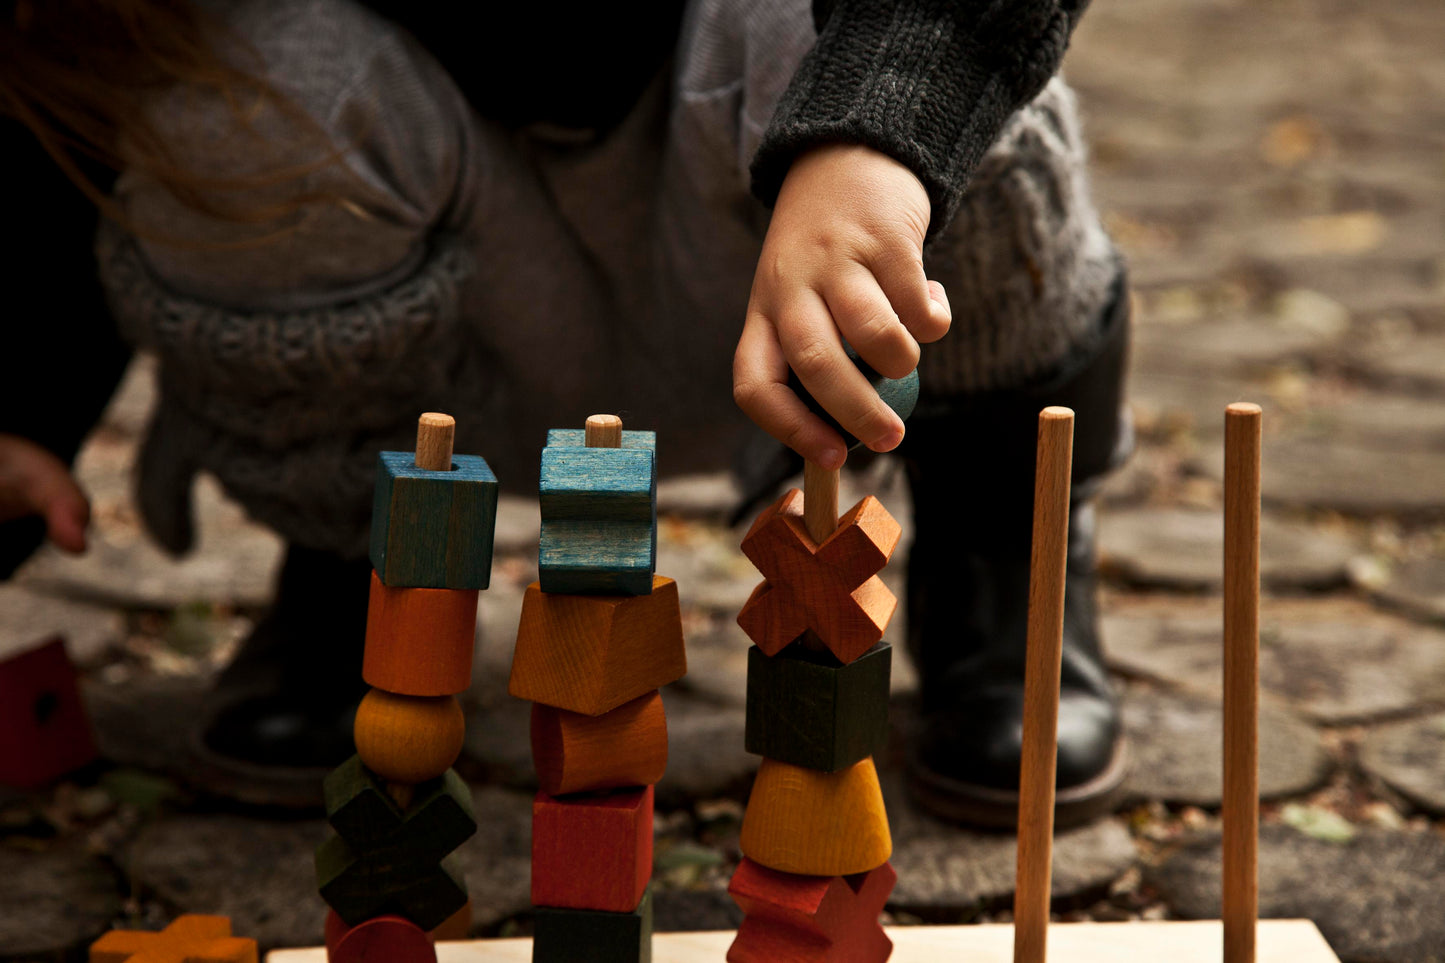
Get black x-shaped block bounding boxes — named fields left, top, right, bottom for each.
left=315, top=754, right=477, bottom=930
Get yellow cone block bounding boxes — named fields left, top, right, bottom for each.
left=739, top=756, right=891, bottom=876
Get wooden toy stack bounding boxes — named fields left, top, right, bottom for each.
left=728, top=458, right=901, bottom=963
left=315, top=413, right=499, bottom=962
left=508, top=414, right=687, bottom=963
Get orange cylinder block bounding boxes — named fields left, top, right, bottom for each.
left=363, top=571, right=478, bottom=697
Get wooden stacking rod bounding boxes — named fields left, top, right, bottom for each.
left=1013, top=406, right=1074, bottom=963
left=585, top=414, right=624, bottom=448
left=1224, top=403, right=1262, bottom=963
left=800, top=460, right=840, bottom=654
left=416, top=412, right=456, bottom=471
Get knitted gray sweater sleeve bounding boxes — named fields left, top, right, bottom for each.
left=750, top=0, right=1091, bottom=236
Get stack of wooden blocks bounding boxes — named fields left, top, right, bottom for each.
left=315, top=413, right=499, bottom=962
left=508, top=415, right=688, bottom=963
left=728, top=464, right=902, bottom=963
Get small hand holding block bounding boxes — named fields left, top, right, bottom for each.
left=369, top=449, right=499, bottom=590
left=727, top=859, right=895, bottom=963
left=90, top=915, right=256, bottom=963
left=324, top=912, right=436, bottom=963
left=739, top=757, right=891, bottom=877
left=316, top=756, right=476, bottom=929
left=508, top=577, right=686, bottom=716
left=533, top=887, right=654, bottom=963
left=745, top=642, right=891, bottom=773
left=0, top=636, right=97, bottom=789
left=363, top=572, right=479, bottom=697
left=737, top=490, right=901, bottom=665
left=532, top=691, right=668, bottom=796
left=539, top=428, right=656, bottom=596
left=532, top=786, right=653, bottom=912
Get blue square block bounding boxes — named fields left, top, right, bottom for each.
left=539, top=429, right=657, bottom=596
left=369, top=450, right=499, bottom=589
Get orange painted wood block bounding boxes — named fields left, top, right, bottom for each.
left=739, top=757, right=891, bottom=876
left=508, top=577, right=686, bottom=716
left=531, top=691, right=668, bottom=796
left=353, top=690, right=466, bottom=784
left=532, top=786, right=653, bottom=912
left=363, top=572, right=479, bottom=696
left=736, top=490, right=900, bottom=665
left=727, top=859, right=895, bottom=963
left=90, top=914, right=257, bottom=963
left=324, top=912, right=435, bottom=963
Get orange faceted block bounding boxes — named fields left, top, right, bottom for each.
left=90, top=914, right=256, bottom=963
left=532, top=691, right=668, bottom=796
left=353, top=690, right=465, bottom=784
left=532, top=786, right=654, bottom=912
left=739, top=757, right=891, bottom=877
left=363, top=571, right=479, bottom=696
left=727, top=858, right=896, bottom=963
left=737, top=490, right=900, bottom=665
left=508, top=577, right=686, bottom=716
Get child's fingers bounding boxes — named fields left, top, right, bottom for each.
left=873, top=245, right=952, bottom=345
left=0, top=436, right=89, bottom=553
left=734, top=311, right=847, bottom=469
left=824, top=269, right=919, bottom=379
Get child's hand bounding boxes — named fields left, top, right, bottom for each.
left=0, top=434, right=89, bottom=553
left=734, top=144, right=952, bottom=470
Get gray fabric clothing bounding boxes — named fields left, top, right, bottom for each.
left=99, top=0, right=1117, bottom=559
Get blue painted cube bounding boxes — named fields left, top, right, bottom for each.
left=369, top=450, right=499, bottom=589
left=539, top=429, right=657, bottom=596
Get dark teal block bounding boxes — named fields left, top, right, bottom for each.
left=369, top=449, right=499, bottom=589
left=534, top=887, right=653, bottom=963
left=538, top=431, right=656, bottom=596
left=744, top=641, right=891, bottom=772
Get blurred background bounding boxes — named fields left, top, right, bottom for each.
left=0, top=0, right=1442, bottom=959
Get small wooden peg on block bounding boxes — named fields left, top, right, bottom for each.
left=1013, top=406, right=1074, bottom=963
left=415, top=412, right=456, bottom=472
left=1224, top=402, right=1262, bottom=963
left=585, top=414, right=624, bottom=448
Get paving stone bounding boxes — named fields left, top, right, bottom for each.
left=446, top=786, right=535, bottom=931
left=651, top=885, right=743, bottom=933
left=1133, top=315, right=1343, bottom=377
left=0, top=845, right=123, bottom=959
left=1357, top=555, right=1445, bottom=625
left=657, top=474, right=741, bottom=519
left=100, top=354, right=158, bottom=438
left=492, top=495, right=540, bottom=555
left=1359, top=713, right=1445, bottom=817
left=658, top=520, right=758, bottom=616
left=657, top=691, right=754, bottom=807
left=83, top=674, right=212, bottom=776
left=0, top=583, right=125, bottom=665
left=1099, top=507, right=1359, bottom=591
left=1122, top=686, right=1329, bottom=807
left=1146, top=825, right=1445, bottom=963
left=1358, top=334, right=1445, bottom=393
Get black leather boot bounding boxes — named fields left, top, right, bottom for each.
left=901, top=274, right=1132, bottom=829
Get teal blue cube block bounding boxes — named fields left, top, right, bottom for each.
left=539, top=429, right=656, bottom=596
left=369, top=450, right=499, bottom=589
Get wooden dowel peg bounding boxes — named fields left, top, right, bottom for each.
left=1224, top=402, right=1262, bottom=963
left=415, top=413, right=456, bottom=471
left=585, top=414, right=623, bottom=448
left=1013, top=406, right=1074, bottom=963
left=800, top=459, right=841, bottom=653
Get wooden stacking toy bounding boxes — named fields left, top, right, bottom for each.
left=90, top=914, right=256, bottom=963
left=509, top=414, right=686, bottom=963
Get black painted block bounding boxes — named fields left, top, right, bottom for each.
left=533, top=886, right=653, bottom=963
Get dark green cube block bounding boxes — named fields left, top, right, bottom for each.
left=539, top=429, right=656, bottom=596
left=534, top=886, right=653, bottom=963
left=370, top=449, right=499, bottom=589
left=745, top=641, right=891, bottom=772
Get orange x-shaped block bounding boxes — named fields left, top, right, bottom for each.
left=727, top=858, right=896, bottom=963
left=90, top=915, right=257, bottom=963
left=737, top=489, right=901, bottom=665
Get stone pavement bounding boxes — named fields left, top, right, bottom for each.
left=2, top=0, right=1444, bottom=960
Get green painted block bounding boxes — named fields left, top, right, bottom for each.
left=534, top=886, right=653, bottom=963
left=744, top=641, right=891, bottom=772
left=369, top=450, right=499, bottom=590
left=538, top=430, right=656, bottom=596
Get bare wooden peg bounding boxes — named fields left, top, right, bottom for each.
left=585, top=414, right=624, bottom=448
left=800, top=459, right=840, bottom=653
left=415, top=412, right=456, bottom=471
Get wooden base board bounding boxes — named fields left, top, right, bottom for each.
left=267, top=920, right=1339, bottom=962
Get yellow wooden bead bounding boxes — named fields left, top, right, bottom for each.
left=739, top=756, right=891, bottom=876
left=353, top=689, right=465, bottom=784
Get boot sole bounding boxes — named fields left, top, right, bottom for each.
left=906, top=735, right=1129, bottom=831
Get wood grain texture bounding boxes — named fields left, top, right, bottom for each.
left=363, top=572, right=479, bottom=697
left=739, top=757, right=891, bottom=876
left=415, top=413, right=456, bottom=473
left=354, top=691, right=465, bottom=785
left=317, top=757, right=475, bottom=929
left=324, top=912, right=436, bottom=963
left=1013, top=406, right=1074, bottom=963
left=0, top=636, right=97, bottom=789
left=532, top=691, right=668, bottom=796
left=539, top=430, right=657, bottom=596
left=508, top=578, right=686, bottom=716
left=532, top=888, right=653, bottom=963
left=370, top=450, right=499, bottom=591
left=727, top=859, right=894, bottom=963
left=532, top=786, right=654, bottom=912
left=744, top=642, right=890, bottom=773
left=1224, top=402, right=1262, bottom=963
left=90, top=914, right=257, bottom=963
left=585, top=415, right=624, bottom=448
left=736, top=490, right=901, bottom=665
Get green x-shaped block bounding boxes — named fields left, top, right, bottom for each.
left=315, top=755, right=477, bottom=930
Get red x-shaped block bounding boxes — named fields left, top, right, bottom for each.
left=90, top=915, right=257, bottom=963
left=727, top=858, right=896, bottom=963
left=737, top=489, right=901, bottom=665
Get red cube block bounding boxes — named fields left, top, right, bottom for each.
left=532, top=786, right=653, bottom=913
left=0, top=637, right=97, bottom=789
